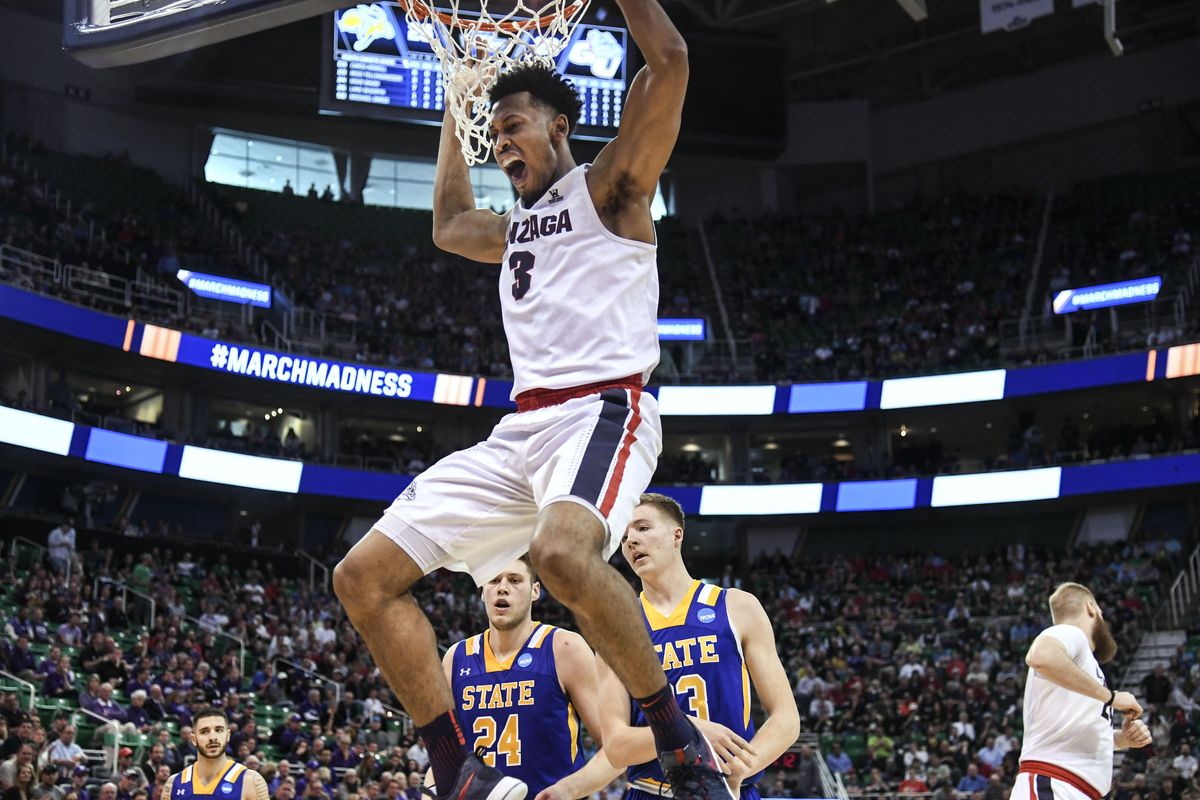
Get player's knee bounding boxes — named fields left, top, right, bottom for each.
left=530, top=508, right=604, bottom=602
left=333, top=553, right=385, bottom=614
left=332, top=557, right=362, bottom=609
left=529, top=538, right=586, bottom=602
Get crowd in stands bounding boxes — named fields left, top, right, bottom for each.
left=1, top=513, right=1198, bottom=800
left=5, top=132, right=1200, bottom=390
left=742, top=539, right=1200, bottom=799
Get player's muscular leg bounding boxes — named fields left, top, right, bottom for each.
left=530, top=501, right=667, bottom=698
left=333, top=530, right=453, bottom=725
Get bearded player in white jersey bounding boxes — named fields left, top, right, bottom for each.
left=335, top=4, right=733, bottom=800
left=1013, top=582, right=1152, bottom=800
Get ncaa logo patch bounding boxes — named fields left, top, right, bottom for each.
left=697, top=608, right=716, bottom=624
left=517, top=653, right=533, bottom=668
left=220, top=784, right=235, bottom=796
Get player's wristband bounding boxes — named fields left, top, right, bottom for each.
left=1103, top=688, right=1116, bottom=714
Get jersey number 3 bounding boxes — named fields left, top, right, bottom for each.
left=472, top=715, right=521, bottom=767
left=509, top=251, right=535, bottom=300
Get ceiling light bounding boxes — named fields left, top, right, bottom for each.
left=681, top=443, right=701, bottom=453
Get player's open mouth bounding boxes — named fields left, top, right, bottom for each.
left=504, top=159, right=527, bottom=186
left=494, top=599, right=510, bottom=609
left=632, top=553, right=648, bottom=565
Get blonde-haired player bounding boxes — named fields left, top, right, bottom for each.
left=1012, top=582, right=1152, bottom=800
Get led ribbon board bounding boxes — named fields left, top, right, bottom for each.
left=177, top=270, right=272, bottom=308
left=657, top=318, right=706, bottom=341
left=3, top=406, right=1200, bottom=506
left=1053, top=276, right=1162, bottom=314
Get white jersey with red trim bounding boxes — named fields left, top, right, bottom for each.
left=1018, top=624, right=1115, bottom=796
left=500, top=164, right=660, bottom=398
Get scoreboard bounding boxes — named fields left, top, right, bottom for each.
left=321, top=2, right=629, bottom=138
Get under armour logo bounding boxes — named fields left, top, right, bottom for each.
left=459, top=668, right=471, bottom=676
left=176, top=790, right=186, bottom=796
left=548, top=189, right=565, bottom=205
left=402, top=483, right=416, bottom=501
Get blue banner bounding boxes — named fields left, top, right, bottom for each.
left=177, top=269, right=272, bottom=308
left=1053, top=275, right=1162, bottom=314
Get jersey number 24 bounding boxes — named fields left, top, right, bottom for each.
left=472, top=715, right=521, bottom=767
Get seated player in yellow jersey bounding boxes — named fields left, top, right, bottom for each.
left=159, top=708, right=269, bottom=800
left=438, top=556, right=608, bottom=800
left=590, top=494, right=800, bottom=800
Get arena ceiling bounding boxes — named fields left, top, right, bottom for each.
left=5, top=0, right=1197, bottom=105
left=660, top=0, right=1200, bottom=104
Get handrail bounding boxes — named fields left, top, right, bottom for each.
left=695, top=219, right=739, bottom=369
left=297, top=551, right=330, bottom=594
left=379, top=702, right=414, bottom=738
left=14, top=533, right=74, bottom=581
left=0, top=670, right=36, bottom=711
left=1167, top=543, right=1200, bottom=627
left=274, top=658, right=342, bottom=706
left=183, top=615, right=246, bottom=677
left=1019, top=185, right=1056, bottom=350
left=75, top=706, right=122, bottom=775
left=11, top=534, right=46, bottom=565
left=92, top=578, right=157, bottom=629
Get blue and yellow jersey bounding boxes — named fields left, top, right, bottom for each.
left=450, top=623, right=585, bottom=797
left=170, top=760, right=249, bottom=800
left=627, top=581, right=761, bottom=799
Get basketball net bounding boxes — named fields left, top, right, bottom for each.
left=398, top=0, right=591, bottom=166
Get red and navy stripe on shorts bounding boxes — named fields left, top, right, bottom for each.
left=1019, top=761, right=1100, bottom=800
left=570, top=387, right=643, bottom=517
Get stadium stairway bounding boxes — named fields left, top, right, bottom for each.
left=1123, top=629, right=1188, bottom=689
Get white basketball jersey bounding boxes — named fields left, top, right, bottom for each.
left=500, top=164, right=660, bottom=398
left=1019, top=624, right=1115, bottom=795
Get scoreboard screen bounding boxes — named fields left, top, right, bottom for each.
left=320, top=2, right=629, bottom=138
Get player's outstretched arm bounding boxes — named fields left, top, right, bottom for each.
left=432, top=108, right=510, bottom=263
left=589, top=0, right=687, bottom=217
left=1025, top=635, right=1142, bottom=717
left=594, top=656, right=752, bottom=774
left=534, top=750, right=623, bottom=800
left=726, top=590, right=800, bottom=792
left=593, top=655, right=655, bottom=768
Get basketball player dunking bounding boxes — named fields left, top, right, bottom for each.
left=158, top=708, right=269, bottom=800
left=1013, top=582, right=1152, bottom=800
left=580, top=494, right=801, bottom=800
left=334, top=3, right=731, bottom=800
left=438, top=556, right=605, bottom=800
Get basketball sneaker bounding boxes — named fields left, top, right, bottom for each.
left=658, top=727, right=738, bottom=800
left=425, top=750, right=527, bottom=800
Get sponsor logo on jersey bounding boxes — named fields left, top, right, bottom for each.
left=517, top=653, right=533, bottom=668
left=220, top=783, right=234, bottom=796
left=697, top=608, right=716, bottom=624
left=548, top=189, right=565, bottom=205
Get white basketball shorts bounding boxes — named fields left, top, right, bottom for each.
left=1009, top=768, right=1101, bottom=800
left=373, top=385, right=662, bottom=584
